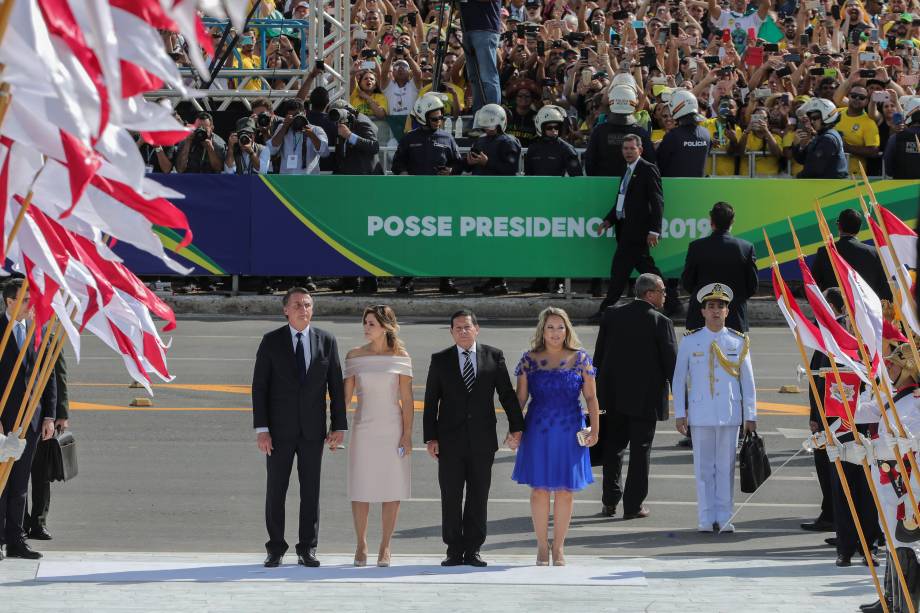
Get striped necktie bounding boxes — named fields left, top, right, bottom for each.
left=462, top=350, right=476, bottom=392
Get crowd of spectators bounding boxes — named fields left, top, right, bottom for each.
left=155, top=0, right=920, bottom=179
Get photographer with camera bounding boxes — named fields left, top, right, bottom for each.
left=329, top=100, right=381, bottom=175
left=269, top=97, right=330, bottom=175
left=250, top=98, right=275, bottom=146
left=224, top=117, right=271, bottom=175
left=176, top=112, right=227, bottom=174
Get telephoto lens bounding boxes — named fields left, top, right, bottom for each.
left=257, top=112, right=272, bottom=127
left=291, top=113, right=308, bottom=131
left=329, top=108, right=350, bottom=124
left=239, top=132, right=253, bottom=146
left=194, top=127, right=209, bottom=142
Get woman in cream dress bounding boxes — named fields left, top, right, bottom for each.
left=344, top=305, right=413, bottom=567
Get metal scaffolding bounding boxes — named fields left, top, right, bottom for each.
left=145, top=2, right=350, bottom=112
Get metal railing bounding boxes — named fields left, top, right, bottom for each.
left=375, top=146, right=887, bottom=179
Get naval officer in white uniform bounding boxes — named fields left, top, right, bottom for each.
left=672, top=283, right=756, bottom=533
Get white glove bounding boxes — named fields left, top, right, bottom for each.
left=841, top=441, right=867, bottom=464
left=827, top=444, right=841, bottom=463
left=0, top=434, right=26, bottom=462
left=874, top=435, right=898, bottom=461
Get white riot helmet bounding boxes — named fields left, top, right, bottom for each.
left=668, top=89, right=699, bottom=121
left=610, top=72, right=638, bottom=94
left=799, top=97, right=840, bottom=126
left=903, top=96, right=920, bottom=125
left=472, top=103, right=508, bottom=132
left=608, top=84, right=639, bottom=115
left=534, top=105, right=567, bottom=134
left=412, top=92, right=446, bottom=127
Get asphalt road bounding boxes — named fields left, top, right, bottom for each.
left=40, top=312, right=834, bottom=562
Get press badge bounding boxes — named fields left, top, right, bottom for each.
left=286, top=154, right=299, bottom=170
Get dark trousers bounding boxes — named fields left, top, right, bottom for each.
left=0, top=426, right=40, bottom=546
left=600, top=239, right=662, bottom=312
left=264, top=438, right=324, bottom=556
left=813, top=447, right=835, bottom=523
left=601, top=413, right=657, bottom=513
left=438, top=445, right=495, bottom=557
left=27, top=439, right=52, bottom=530
left=830, top=457, right=879, bottom=557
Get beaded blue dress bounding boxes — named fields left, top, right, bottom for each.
left=511, top=349, right=595, bottom=492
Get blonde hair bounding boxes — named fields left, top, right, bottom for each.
left=530, top=307, right=582, bottom=352
left=363, top=304, right=405, bottom=353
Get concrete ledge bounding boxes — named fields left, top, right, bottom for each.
left=163, top=293, right=803, bottom=325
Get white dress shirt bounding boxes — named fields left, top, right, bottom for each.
left=456, top=342, right=478, bottom=378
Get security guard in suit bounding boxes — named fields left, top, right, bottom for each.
left=672, top=283, right=756, bottom=533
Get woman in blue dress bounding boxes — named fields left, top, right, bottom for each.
left=511, top=307, right=600, bottom=566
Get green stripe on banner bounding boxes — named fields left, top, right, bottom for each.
left=259, top=176, right=919, bottom=278
left=155, top=227, right=227, bottom=275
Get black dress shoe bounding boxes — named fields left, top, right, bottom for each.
left=862, top=553, right=879, bottom=567
left=601, top=504, right=617, bottom=517
left=441, top=554, right=464, bottom=566
left=483, top=283, right=508, bottom=296
left=677, top=436, right=693, bottom=449
left=835, top=554, right=852, bottom=567
left=396, top=281, right=415, bottom=294
left=27, top=526, right=52, bottom=541
left=439, top=279, right=460, bottom=295
left=464, top=552, right=487, bottom=567
left=801, top=519, right=834, bottom=532
left=825, top=537, right=838, bottom=547
left=623, top=506, right=651, bottom=520
left=303, top=278, right=318, bottom=293
left=264, top=552, right=283, bottom=568
left=297, top=552, right=320, bottom=567
left=6, top=542, right=42, bottom=559
left=860, top=599, right=887, bottom=613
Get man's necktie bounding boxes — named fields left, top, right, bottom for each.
left=295, top=332, right=307, bottom=382
left=13, top=321, right=24, bottom=349
left=462, top=350, right=475, bottom=392
left=616, top=166, right=633, bottom=220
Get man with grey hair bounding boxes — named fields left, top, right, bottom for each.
left=592, top=273, right=677, bottom=519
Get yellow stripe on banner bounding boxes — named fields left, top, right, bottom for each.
left=259, top=176, right=390, bottom=277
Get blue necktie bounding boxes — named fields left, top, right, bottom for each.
left=295, top=332, right=307, bottom=382
left=13, top=321, right=24, bottom=349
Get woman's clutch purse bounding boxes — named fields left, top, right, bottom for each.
left=576, top=427, right=592, bottom=447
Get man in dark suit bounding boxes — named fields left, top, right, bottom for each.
left=252, top=288, right=346, bottom=568
left=810, top=208, right=892, bottom=301
left=423, top=310, right=524, bottom=567
left=682, top=201, right=759, bottom=333
left=329, top=100, right=380, bottom=176
left=0, top=279, right=56, bottom=561
left=26, top=348, right=69, bottom=541
left=594, top=135, right=678, bottom=318
left=592, top=274, right=677, bottom=519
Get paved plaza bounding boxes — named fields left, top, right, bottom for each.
left=0, top=315, right=884, bottom=611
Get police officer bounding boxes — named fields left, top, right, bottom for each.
left=672, top=283, right=756, bottom=533
left=792, top=98, right=848, bottom=179
left=466, top=103, right=521, bottom=295
left=523, top=105, right=581, bottom=294
left=656, top=90, right=711, bottom=177
left=584, top=83, right=656, bottom=177
left=883, top=96, right=920, bottom=180
left=391, top=93, right=463, bottom=294
left=523, top=105, right=582, bottom=176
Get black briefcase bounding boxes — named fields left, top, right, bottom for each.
left=738, top=431, right=771, bottom=493
left=45, top=430, right=78, bottom=482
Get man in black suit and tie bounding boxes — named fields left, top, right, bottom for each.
left=0, top=279, right=56, bottom=561
left=810, top=208, right=892, bottom=301
left=681, top=202, right=759, bottom=333
left=592, top=274, right=677, bottom=519
left=594, top=135, right=677, bottom=318
left=423, top=310, right=524, bottom=567
left=329, top=100, right=380, bottom=176
left=252, top=288, right=346, bottom=568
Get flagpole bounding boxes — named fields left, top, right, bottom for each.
left=764, top=229, right=888, bottom=609
left=0, top=311, right=67, bottom=493
left=809, top=202, right=920, bottom=523
left=827, top=353, right=914, bottom=611
left=855, top=184, right=920, bottom=379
